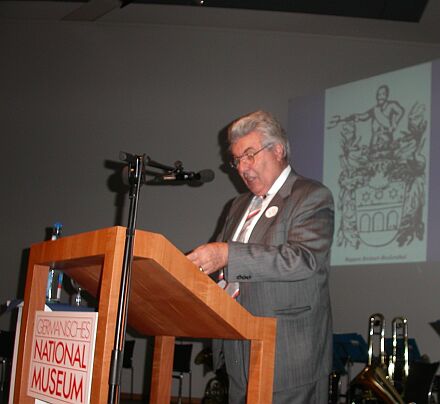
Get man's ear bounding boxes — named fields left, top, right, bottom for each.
left=273, top=143, right=285, bottom=161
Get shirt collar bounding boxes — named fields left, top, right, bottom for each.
left=265, top=165, right=291, bottom=197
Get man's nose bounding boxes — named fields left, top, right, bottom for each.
left=237, top=157, right=253, bottom=171
left=237, top=160, right=250, bottom=174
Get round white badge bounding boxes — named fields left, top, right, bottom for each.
left=265, top=206, right=278, bottom=218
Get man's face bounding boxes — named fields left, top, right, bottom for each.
left=376, top=86, right=388, bottom=105
left=231, top=131, right=285, bottom=196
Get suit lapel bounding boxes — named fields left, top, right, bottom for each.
left=222, top=194, right=253, bottom=241
left=222, top=170, right=300, bottom=242
left=248, top=171, right=298, bottom=242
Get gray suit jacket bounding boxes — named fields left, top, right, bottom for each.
left=216, top=170, right=334, bottom=392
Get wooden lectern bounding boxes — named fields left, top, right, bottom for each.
left=14, top=226, right=277, bottom=403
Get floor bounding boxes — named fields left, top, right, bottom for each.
left=0, top=396, right=196, bottom=404
left=0, top=391, right=197, bottom=404
left=121, top=399, right=197, bottom=404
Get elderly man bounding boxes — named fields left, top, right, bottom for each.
left=187, top=110, right=334, bottom=404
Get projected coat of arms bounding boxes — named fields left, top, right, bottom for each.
left=324, top=63, right=431, bottom=266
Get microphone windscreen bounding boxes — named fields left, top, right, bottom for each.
left=198, top=169, right=215, bottom=183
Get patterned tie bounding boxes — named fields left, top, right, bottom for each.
left=218, top=196, right=264, bottom=298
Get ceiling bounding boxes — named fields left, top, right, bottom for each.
left=126, top=0, right=429, bottom=22
left=1, top=0, right=440, bottom=44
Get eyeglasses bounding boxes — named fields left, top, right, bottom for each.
left=229, top=144, right=272, bottom=169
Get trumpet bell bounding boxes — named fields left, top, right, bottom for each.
left=350, top=365, right=405, bottom=404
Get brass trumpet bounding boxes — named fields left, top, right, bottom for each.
left=388, top=317, right=409, bottom=394
left=350, top=313, right=404, bottom=404
left=367, top=313, right=387, bottom=369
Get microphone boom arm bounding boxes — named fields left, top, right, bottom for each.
left=144, top=156, right=183, bottom=173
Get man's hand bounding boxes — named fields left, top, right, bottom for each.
left=186, top=242, right=228, bottom=275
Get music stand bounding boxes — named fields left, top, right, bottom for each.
left=334, top=333, right=369, bottom=365
left=333, top=342, right=348, bottom=374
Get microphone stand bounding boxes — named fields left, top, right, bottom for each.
left=146, top=155, right=185, bottom=178
left=108, top=152, right=144, bottom=404
left=107, top=153, right=196, bottom=404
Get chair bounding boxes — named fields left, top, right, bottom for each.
left=123, top=339, right=136, bottom=400
left=173, top=343, right=193, bottom=404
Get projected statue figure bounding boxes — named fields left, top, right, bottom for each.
left=329, top=85, right=404, bottom=156
left=328, top=85, right=427, bottom=249
left=357, top=85, right=404, bottom=156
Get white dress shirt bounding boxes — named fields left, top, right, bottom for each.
left=232, top=165, right=292, bottom=242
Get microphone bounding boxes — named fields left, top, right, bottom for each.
left=160, top=169, right=215, bottom=183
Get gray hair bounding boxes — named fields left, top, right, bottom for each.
left=228, top=110, right=291, bottom=160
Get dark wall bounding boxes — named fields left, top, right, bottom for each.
left=1, top=20, right=440, bottom=396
